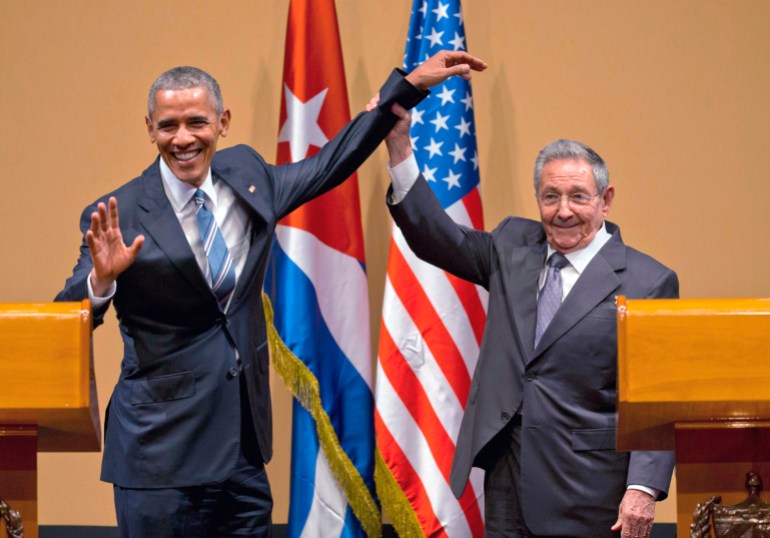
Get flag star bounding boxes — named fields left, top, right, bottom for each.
left=277, top=85, right=329, bottom=162
left=449, top=143, right=467, bottom=164
left=425, top=138, right=444, bottom=158
left=454, top=8, right=464, bottom=26
left=422, top=164, right=438, bottom=182
left=449, top=32, right=466, bottom=51
left=411, top=108, right=425, bottom=125
left=460, top=91, right=474, bottom=111
left=455, top=117, right=472, bottom=137
left=442, top=169, right=462, bottom=190
left=436, top=86, right=456, bottom=105
left=425, top=27, right=444, bottom=48
left=410, top=135, right=419, bottom=150
left=432, top=1, right=449, bottom=21
left=418, top=0, right=428, bottom=16
left=430, top=111, right=449, bottom=132
left=471, top=150, right=479, bottom=170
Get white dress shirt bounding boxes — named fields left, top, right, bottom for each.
left=89, top=158, right=252, bottom=313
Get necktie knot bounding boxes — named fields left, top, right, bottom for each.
left=548, top=252, right=569, bottom=271
left=193, top=189, right=206, bottom=209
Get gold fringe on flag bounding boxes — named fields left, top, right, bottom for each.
left=262, top=292, right=381, bottom=538
left=375, top=449, right=424, bottom=537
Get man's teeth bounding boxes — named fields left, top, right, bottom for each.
left=175, top=150, right=199, bottom=161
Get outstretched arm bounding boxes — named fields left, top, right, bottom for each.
left=86, top=196, right=144, bottom=296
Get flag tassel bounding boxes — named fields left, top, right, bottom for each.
left=263, top=292, right=382, bottom=538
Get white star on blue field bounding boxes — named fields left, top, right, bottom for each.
left=405, top=0, right=480, bottom=209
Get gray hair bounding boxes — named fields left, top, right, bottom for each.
left=533, top=139, right=609, bottom=194
left=147, top=66, right=223, bottom=119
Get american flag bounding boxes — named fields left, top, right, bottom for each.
left=266, top=0, right=378, bottom=536
left=375, top=1, right=488, bottom=536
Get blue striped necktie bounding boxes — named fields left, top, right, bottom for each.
left=535, top=252, right=570, bottom=347
left=193, top=189, right=236, bottom=309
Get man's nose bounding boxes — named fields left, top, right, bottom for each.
left=174, top=126, right=194, bottom=145
left=556, top=196, right=574, bottom=217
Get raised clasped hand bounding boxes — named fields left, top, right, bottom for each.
left=405, top=50, right=488, bottom=91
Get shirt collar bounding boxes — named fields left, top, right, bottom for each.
left=546, top=222, right=612, bottom=274
left=159, top=157, right=217, bottom=212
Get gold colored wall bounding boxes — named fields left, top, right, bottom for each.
left=2, top=0, right=768, bottom=527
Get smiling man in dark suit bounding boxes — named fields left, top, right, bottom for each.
left=381, top=104, right=678, bottom=538
left=55, top=51, right=486, bottom=537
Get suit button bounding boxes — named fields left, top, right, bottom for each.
left=500, top=412, right=510, bottom=422
left=227, top=367, right=238, bottom=379
left=525, top=373, right=536, bottom=381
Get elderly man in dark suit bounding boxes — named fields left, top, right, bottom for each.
left=380, top=103, right=677, bottom=537
left=55, top=52, right=486, bottom=537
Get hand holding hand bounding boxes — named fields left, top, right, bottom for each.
left=86, top=196, right=144, bottom=296
left=611, top=489, right=656, bottom=538
left=405, top=50, right=487, bottom=91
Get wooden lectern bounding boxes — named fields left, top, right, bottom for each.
left=0, top=301, right=101, bottom=538
left=617, top=297, right=770, bottom=537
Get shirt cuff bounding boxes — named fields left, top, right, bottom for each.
left=627, top=485, right=660, bottom=500
left=387, top=154, right=420, bottom=204
left=87, top=271, right=116, bottom=308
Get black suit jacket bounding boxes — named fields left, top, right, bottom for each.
left=55, top=70, right=425, bottom=489
left=389, top=176, right=678, bottom=537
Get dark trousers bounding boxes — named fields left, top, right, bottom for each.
left=483, top=414, right=533, bottom=537
left=114, top=376, right=272, bottom=537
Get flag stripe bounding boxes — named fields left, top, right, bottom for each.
left=378, top=323, right=457, bottom=482
left=385, top=239, right=471, bottom=405
left=276, top=224, right=372, bottom=388
left=375, top=410, right=444, bottom=537
left=376, top=1, right=487, bottom=535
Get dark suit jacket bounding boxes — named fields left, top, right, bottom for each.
left=389, top=177, right=678, bottom=537
left=55, top=70, right=425, bottom=489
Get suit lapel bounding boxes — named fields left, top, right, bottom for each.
left=530, top=227, right=626, bottom=360
left=136, top=162, right=214, bottom=304
left=506, top=244, right=547, bottom=358
left=212, top=159, right=271, bottom=309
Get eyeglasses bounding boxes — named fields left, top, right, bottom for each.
left=538, top=192, right=599, bottom=207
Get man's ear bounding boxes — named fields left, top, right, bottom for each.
left=145, top=115, right=156, bottom=143
left=219, top=109, right=231, bottom=138
left=601, top=185, right=615, bottom=217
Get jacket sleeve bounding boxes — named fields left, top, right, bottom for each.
left=388, top=174, right=494, bottom=289
left=268, top=69, right=428, bottom=219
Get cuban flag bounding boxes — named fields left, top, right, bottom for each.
left=375, top=1, right=488, bottom=536
left=265, top=0, right=378, bottom=536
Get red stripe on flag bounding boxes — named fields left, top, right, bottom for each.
left=375, top=410, right=448, bottom=538
left=386, top=240, right=471, bottom=405
left=444, top=273, right=486, bottom=347
left=378, top=324, right=456, bottom=481
left=461, top=186, right=484, bottom=232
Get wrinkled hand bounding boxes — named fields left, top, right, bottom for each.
left=611, top=489, right=656, bottom=538
left=86, top=196, right=144, bottom=296
left=405, top=50, right=487, bottom=91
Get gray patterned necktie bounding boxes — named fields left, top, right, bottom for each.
left=535, top=252, right=569, bottom=347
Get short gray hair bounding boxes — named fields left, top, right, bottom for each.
left=147, top=66, right=223, bottom=119
left=533, top=139, right=609, bottom=194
